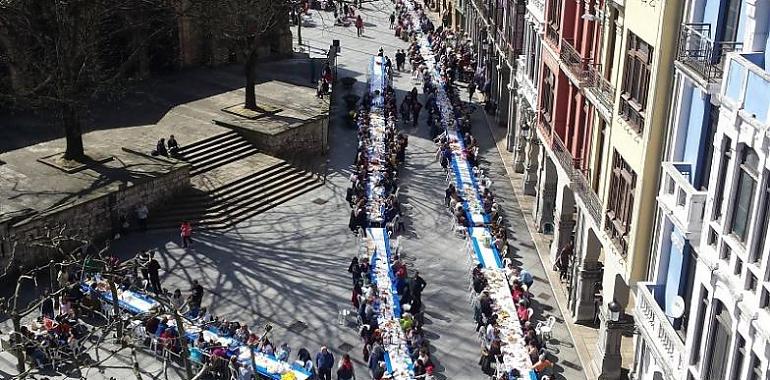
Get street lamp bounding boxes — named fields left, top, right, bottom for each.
left=608, top=299, right=621, bottom=322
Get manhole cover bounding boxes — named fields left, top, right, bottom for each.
left=288, top=320, right=308, bottom=333
left=337, top=342, right=354, bottom=352
left=538, top=292, right=552, bottom=301
left=312, top=198, right=328, bottom=205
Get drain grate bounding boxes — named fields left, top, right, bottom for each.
left=312, top=198, right=329, bottom=205
left=287, top=320, right=308, bottom=333
left=538, top=292, right=552, bottom=301
left=337, top=342, right=354, bottom=352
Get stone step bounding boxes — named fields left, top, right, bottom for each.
left=148, top=172, right=322, bottom=229
left=176, top=130, right=239, bottom=156
left=162, top=167, right=307, bottom=214
left=183, top=138, right=251, bottom=164
left=189, top=145, right=259, bottom=176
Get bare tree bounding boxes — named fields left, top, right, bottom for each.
left=192, top=0, right=289, bottom=110
left=0, top=0, right=179, bottom=160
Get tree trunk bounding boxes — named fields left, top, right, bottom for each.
left=244, top=49, right=258, bottom=110
left=297, top=8, right=303, bottom=46
left=107, top=277, right=124, bottom=340
left=62, top=105, right=85, bottom=160
left=11, top=312, right=25, bottom=376
left=171, top=311, right=193, bottom=379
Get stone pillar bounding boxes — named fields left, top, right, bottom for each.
left=523, top=136, right=539, bottom=195
left=573, top=262, right=603, bottom=322
left=534, top=154, right=556, bottom=232
left=594, top=306, right=625, bottom=380
left=550, top=186, right=575, bottom=264
left=513, top=103, right=531, bottom=173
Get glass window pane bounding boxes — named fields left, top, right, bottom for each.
left=731, top=171, right=756, bottom=241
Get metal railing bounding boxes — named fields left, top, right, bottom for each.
left=635, top=282, right=686, bottom=378
left=677, top=23, right=743, bottom=82
left=550, top=133, right=602, bottom=224
left=619, top=95, right=645, bottom=133
left=585, top=64, right=615, bottom=111
left=546, top=23, right=559, bottom=47
left=560, top=38, right=591, bottom=81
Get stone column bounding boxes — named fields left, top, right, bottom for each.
left=573, top=262, right=603, bottom=322
left=594, top=305, right=625, bottom=380
left=534, top=154, right=556, bottom=232
left=550, top=186, right=576, bottom=264
left=523, top=135, right=539, bottom=195
left=513, top=104, right=531, bottom=173
left=506, top=82, right=518, bottom=153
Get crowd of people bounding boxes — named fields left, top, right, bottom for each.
left=391, top=1, right=557, bottom=379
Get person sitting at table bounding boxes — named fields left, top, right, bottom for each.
left=194, top=332, right=207, bottom=349
left=259, top=337, right=274, bottom=356
left=159, top=327, right=178, bottom=353
left=399, top=312, right=414, bottom=331
left=511, top=279, right=524, bottom=303
left=276, top=342, right=291, bottom=361
left=445, top=183, right=456, bottom=208
left=454, top=204, right=469, bottom=227
left=234, top=324, right=249, bottom=343
left=154, top=317, right=169, bottom=337
left=517, top=299, right=531, bottom=324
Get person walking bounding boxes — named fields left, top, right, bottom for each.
left=336, top=353, right=355, bottom=380
left=355, top=15, right=364, bottom=37
left=389, top=12, right=395, bottom=28
left=315, top=346, right=335, bottom=380
left=136, top=203, right=149, bottom=231
left=411, top=99, right=422, bottom=127
left=467, top=81, right=476, bottom=102
left=147, top=252, right=162, bottom=294
left=180, top=221, right=193, bottom=248
left=557, top=241, right=573, bottom=281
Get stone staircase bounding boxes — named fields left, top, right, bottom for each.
left=147, top=131, right=322, bottom=230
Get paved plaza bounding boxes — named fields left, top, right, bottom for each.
left=0, top=2, right=586, bottom=379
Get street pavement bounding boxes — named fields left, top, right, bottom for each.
left=0, top=1, right=587, bottom=379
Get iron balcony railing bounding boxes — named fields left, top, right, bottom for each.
left=560, top=38, right=591, bottom=82
left=619, top=94, right=645, bottom=133
left=677, top=23, right=743, bottom=82
left=585, top=63, right=615, bottom=111
left=550, top=133, right=602, bottom=224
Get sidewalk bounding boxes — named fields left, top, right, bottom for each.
left=478, top=102, right=635, bottom=378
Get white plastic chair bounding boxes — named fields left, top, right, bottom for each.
left=536, top=315, right=557, bottom=342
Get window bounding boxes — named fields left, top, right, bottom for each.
left=713, top=137, right=733, bottom=221
left=732, top=335, right=746, bottom=380
left=747, top=273, right=757, bottom=292
left=750, top=173, right=769, bottom=264
left=619, top=33, right=653, bottom=133
left=721, top=244, right=731, bottom=260
left=730, top=148, right=759, bottom=241
left=691, top=287, right=709, bottom=365
left=593, top=119, right=607, bottom=192
left=541, top=67, right=555, bottom=126
left=734, top=256, right=743, bottom=276
left=708, top=227, right=718, bottom=246
left=605, top=151, right=637, bottom=255
left=704, top=302, right=732, bottom=380
left=700, top=107, right=719, bottom=190
left=719, top=0, right=743, bottom=42
left=761, top=288, right=770, bottom=309
left=546, top=0, right=562, bottom=43
left=748, top=353, right=763, bottom=380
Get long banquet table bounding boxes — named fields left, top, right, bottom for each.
left=82, top=278, right=311, bottom=380
left=366, top=227, right=414, bottom=380
left=401, top=3, right=538, bottom=379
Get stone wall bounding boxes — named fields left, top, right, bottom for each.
left=238, top=116, right=329, bottom=159
left=0, top=164, right=190, bottom=270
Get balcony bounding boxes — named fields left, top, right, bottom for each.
left=722, top=52, right=770, bottom=128
left=545, top=23, right=559, bottom=48
left=516, top=56, right=537, bottom=107
left=585, top=64, right=615, bottom=113
left=550, top=133, right=603, bottom=225
left=677, top=23, right=742, bottom=85
left=635, top=282, right=686, bottom=379
left=560, top=38, right=591, bottom=83
left=657, top=162, right=707, bottom=240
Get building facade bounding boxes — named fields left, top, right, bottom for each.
left=522, top=0, right=681, bottom=378
left=634, top=0, right=770, bottom=380
left=463, top=0, right=526, bottom=149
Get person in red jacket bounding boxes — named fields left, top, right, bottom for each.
left=180, top=221, right=192, bottom=248
left=355, top=15, right=364, bottom=37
